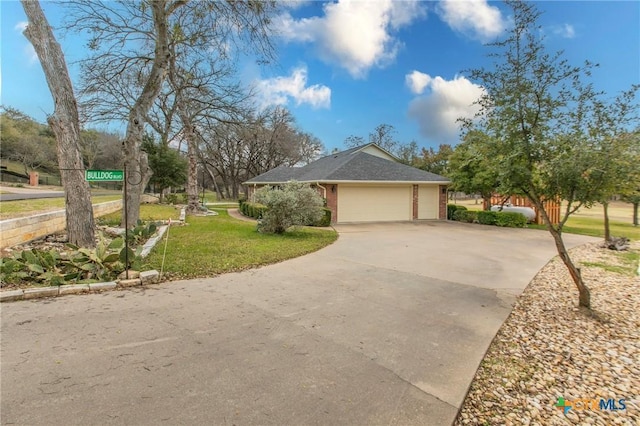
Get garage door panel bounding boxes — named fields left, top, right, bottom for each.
left=338, top=185, right=411, bottom=223
left=418, top=186, right=438, bottom=219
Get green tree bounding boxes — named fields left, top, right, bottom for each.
left=253, top=181, right=324, bottom=234
left=464, top=1, right=638, bottom=309
left=448, top=131, right=498, bottom=209
left=0, top=106, right=57, bottom=175
left=619, top=132, right=640, bottom=226
left=416, top=144, right=454, bottom=176
left=142, top=135, right=187, bottom=203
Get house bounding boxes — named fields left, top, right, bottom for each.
left=244, top=144, right=451, bottom=224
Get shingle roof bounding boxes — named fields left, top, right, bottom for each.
left=244, top=144, right=450, bottom=184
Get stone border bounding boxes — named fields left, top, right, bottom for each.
left=0, top=270, right=160, bottom=303
left=0, top=207, right=186, bottom=303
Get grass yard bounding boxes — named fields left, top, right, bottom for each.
left=97, top=204, right=182, bottom=226
left=529, top=216, right=640, bottom=241
left=451, top=198, right=639, bottom=240
left=0, top=194, right=122, bottom=220
left=144, top=210, right=338, bottom=280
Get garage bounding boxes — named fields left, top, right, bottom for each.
left=418, top=185, right=439, bottom=219
left=244, top=143, right=450, bottom=224
left=338, top=185, right=412, bottom=223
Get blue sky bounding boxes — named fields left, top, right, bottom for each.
left=2, top=1, right=639, bottom=153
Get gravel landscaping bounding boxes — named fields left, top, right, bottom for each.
left=455, top=241, right=639, bottom=425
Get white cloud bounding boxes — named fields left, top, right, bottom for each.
left=14, top=21, right=39, bottom=64
left=24, top=44, right=39, bottom=64
left=405, top=70, right=432, bottom=95
left=553, top=23, right=576, bottom=39
left=14, top=21, right=28, bottom=32
left=406, top=73, right=485, bottom=143
left=275, top=0, right=426, bottom=78
left=437, top=0, right=506, bottom=41
left=255, top=66, right=331, bottom=110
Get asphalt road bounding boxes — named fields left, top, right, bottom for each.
left=0, top=221, right=597, bottom=425
left=0, top=192, right=65, bottom=201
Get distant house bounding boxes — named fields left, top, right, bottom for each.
left=244, top=144, right=450, bottom=224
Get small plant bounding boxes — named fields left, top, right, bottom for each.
left=0, top=233, right=143, bottom=287
left=0, top=248, right=65, bottom=286
left=127, top=220, right=158, bottom=245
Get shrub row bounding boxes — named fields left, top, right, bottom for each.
left=238, top=200, right=267, bottom=219
left=239, top=199, right=332, bottom=227
left=447, top=204, right=467, bottom=220
left=448, top=204, right=527, bottom=228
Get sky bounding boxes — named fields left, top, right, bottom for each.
left=1, top=1, right=639, bottom=154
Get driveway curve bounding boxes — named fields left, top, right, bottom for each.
left=1, top=221, right=597, bottom=425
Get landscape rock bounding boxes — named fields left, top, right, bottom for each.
left=454, top=241, right=640, bottom=425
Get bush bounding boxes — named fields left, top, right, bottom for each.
left=254, top=181, right=324, bottom=234
left=239, top=201, right=266, bottom=219
left=447, top=204, right=467, bottom=220
left=165, top=193, right=179, bottom=205
left=477, top=210, right=498, bottom=225
left=453, top=209, right=477, bottom=223
left=313, top=208, right=332, bottom=227
left=495, top=211, right=527, bottom=228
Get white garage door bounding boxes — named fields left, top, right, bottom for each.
left=338, top=185, right=412, bottom=223
left=418, top=185, right=439, bottom=219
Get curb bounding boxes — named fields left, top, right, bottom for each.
left=0, top=271, right=159, bottom=303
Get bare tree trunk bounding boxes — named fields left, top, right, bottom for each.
left=177, top=110, right=200, bottom=214
left=535, top=198, right=591, bottom=309
left=187, top=129, right=200, bottom=213
left=121, top=1, right=175, bottom=227
left=21, top=0, right=95, bottom=248
left=204, top=165, right=223, bottom=201
left=633, top=202, right=639, bottom=226
left=603, top=200, right=611, bottom=241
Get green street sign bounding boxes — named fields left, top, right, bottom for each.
left=85, top=169, right=124, bottom=182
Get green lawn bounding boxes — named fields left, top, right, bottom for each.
left=97, top=204, right=182, bottom=226
left=0, top=194, right=122, bottom=220
left=529, top=216, right=640, bottom=241
left=144, top=210, right=338, bottom=280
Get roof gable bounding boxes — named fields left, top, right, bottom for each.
left=244, top=144, right=450, bottom=184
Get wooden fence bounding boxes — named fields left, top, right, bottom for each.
left=485, top=194, right=560, bottom=225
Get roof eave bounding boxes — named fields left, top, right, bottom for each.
left=243, top=179, right=451, bottom=185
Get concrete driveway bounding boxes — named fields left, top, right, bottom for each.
left=0, top=221, right=597, bottom=425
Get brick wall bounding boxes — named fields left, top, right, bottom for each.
left=412, top=185, right=418, bottom=220
left=325, top=184, right=338, bottom=223
left=439, top=185, right=448, bottom=219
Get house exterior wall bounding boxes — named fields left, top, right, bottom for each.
left=359, top=145, right=396, bottom=161
left=325, top=184, right=338, bottom=224
left=439, top=185, right=448, bottom=219
left=412, top=185, right=418, bottom=220
left=243, top=182, right=448, bottom=223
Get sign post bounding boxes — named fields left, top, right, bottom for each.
left=85, top=168, right=129, bottom=278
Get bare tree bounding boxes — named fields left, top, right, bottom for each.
left=21, top=0, right=95, bottom=248
left=69, top=0, right=278, bottom=225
